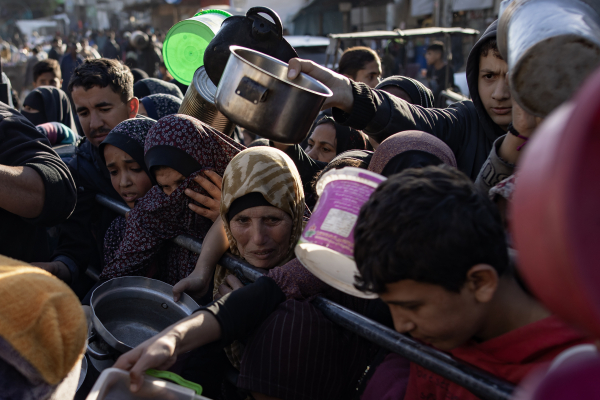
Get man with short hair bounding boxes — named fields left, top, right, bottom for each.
left=32, top=59, right=62, bottom=88
left=338, top=46, right=382, bottom=89
left=33, top=59, right=139, bottom=291
left=424, top=40, right=455, bottom=101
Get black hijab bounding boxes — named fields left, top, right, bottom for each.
left=375, top=76, right=435, bottom=108
left=314, top=116, right=371, bottom=154
left=140, top=94, right=182, bottom=120
left=130, top=68, right=149, bottom=84
left=133, top=78, right=184, bottom=100
left=21, top=87, right=76, bottom=130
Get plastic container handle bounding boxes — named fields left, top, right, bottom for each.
left=246, top=6, right=283, bottom=38
left=146, top=369, right=203, bottom=395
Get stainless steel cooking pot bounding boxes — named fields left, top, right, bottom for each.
left=215, top=45, right=333, bottom=144
left=87, top=277, right=199, bottom=360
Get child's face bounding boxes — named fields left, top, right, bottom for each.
left=379, top=278, right=489, bottom=351
left=104, top=144, right=153, bottom=208
left=33, top=72, right=61, bottom=88
left=154, top=166, right=186, bottom=196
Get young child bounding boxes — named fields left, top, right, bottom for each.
left=99, top=118, right=156, bottom=269
left=353, top=166, right=590, bottom=400
left=32, top=59, right=62, bottom=89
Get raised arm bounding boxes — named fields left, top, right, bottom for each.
left=287, top=58, right=471, bottom=150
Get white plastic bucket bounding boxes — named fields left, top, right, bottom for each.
left=295, top=167, right=386, bottom=299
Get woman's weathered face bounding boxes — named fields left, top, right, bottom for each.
left=229, top=205, right=293, bottom=269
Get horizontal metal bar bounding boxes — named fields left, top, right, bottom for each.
left=96, top=194, right=265, bottom=284
left=96, top=194, right=514, bottom=399
left=312, top=297, right=514, bottom=400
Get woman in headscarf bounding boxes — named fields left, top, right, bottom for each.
left=368, top=130, right=457, bottom=177
left=100, top=114, right=243, bottom=286
left=306, top=116, right=371, bottom=163
left=133, top=77, right=184, bottom=100
left=21, top=86, right=76, bottom=131
left=138, top=93, right=182, bottom=121
left=273, top=116, right=371, bottom=209
left=99, top=118, right=156, bottom=271
left=136, top=146, right=377, bottom=399
left=375, top=75, right=435, bottom=108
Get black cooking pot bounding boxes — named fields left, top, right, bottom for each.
left=203, top=6, right=298, bottom=86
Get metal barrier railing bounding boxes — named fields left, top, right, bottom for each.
left=96, top=194, right=515, bottom=400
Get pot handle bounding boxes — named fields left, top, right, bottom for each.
left=86, top=332, right=113, bottom=360
left=247, top=7, right=283, bottom=39
left=235, top=76, right=269, bottom=104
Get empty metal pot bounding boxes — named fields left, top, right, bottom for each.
left=215, top=46, right=332, bottom=144
left=498, top=0, right=600, bottom=116
left=87, top=277, right=199, bottom=359
left=178, top=66, right=235, bottom=136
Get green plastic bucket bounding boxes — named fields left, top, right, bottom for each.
left=163, top=9, right=232, bottom=85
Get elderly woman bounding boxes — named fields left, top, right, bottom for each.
left=116, top=147, right=379, bottom=400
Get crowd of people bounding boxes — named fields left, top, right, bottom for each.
left=0, top=12, right=598, bottom=400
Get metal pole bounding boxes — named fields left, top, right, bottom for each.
left=95, top=194, right=265, bottom=284
left=95, top=194, right=515, bottom=400
left=312, top=297, right=514, bottom=400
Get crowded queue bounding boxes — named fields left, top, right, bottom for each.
left=0, top=11, right=599, bottom=400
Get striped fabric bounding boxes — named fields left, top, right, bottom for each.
left=237, top=298, right=378, bottom=400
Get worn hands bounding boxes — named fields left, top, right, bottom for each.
left=512, top=101, right=543, bottom=138
left=113, top=330, right=179, bottom=392
left=287, top=58, right=354, bottom=112
left=30, top=261, right=71, bottom=283
left=185, top=170, right=223, bottom=222
left=172, top=266, right=213, bottom=302
left=214, top=274, right=244, bottom=300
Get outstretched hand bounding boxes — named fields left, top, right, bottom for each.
left=172, top=271, right=211, bottom=302
left=287, top=58, right=354, bottom=112
left=185, top=170, right=223, bottom=222
left=113, top=332, right=179, bottom=392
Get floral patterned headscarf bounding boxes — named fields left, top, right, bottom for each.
left=100, top=114, right=244, bottom=285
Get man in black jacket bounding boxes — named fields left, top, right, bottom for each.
left=32, top=59, right=139, bottom=292
left=287, top=21, right=511, bottom=180
left=0, top=102, right=76, bottom=263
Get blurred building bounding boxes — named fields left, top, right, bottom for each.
left=292, top=0, right=502, bottom=35
left=122, top=0, right=230, bottom=32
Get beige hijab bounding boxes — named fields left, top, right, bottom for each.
left=220, top=146, right=305, bottom=262
left=214, top=147, right=305, bottom=369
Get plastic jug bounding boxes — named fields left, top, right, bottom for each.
left=163, top=9, right=232, bottom=85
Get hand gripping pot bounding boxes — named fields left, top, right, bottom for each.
left=295, top=167, right=386, bottom=299
left=215, top=46, right=332, bottom=144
